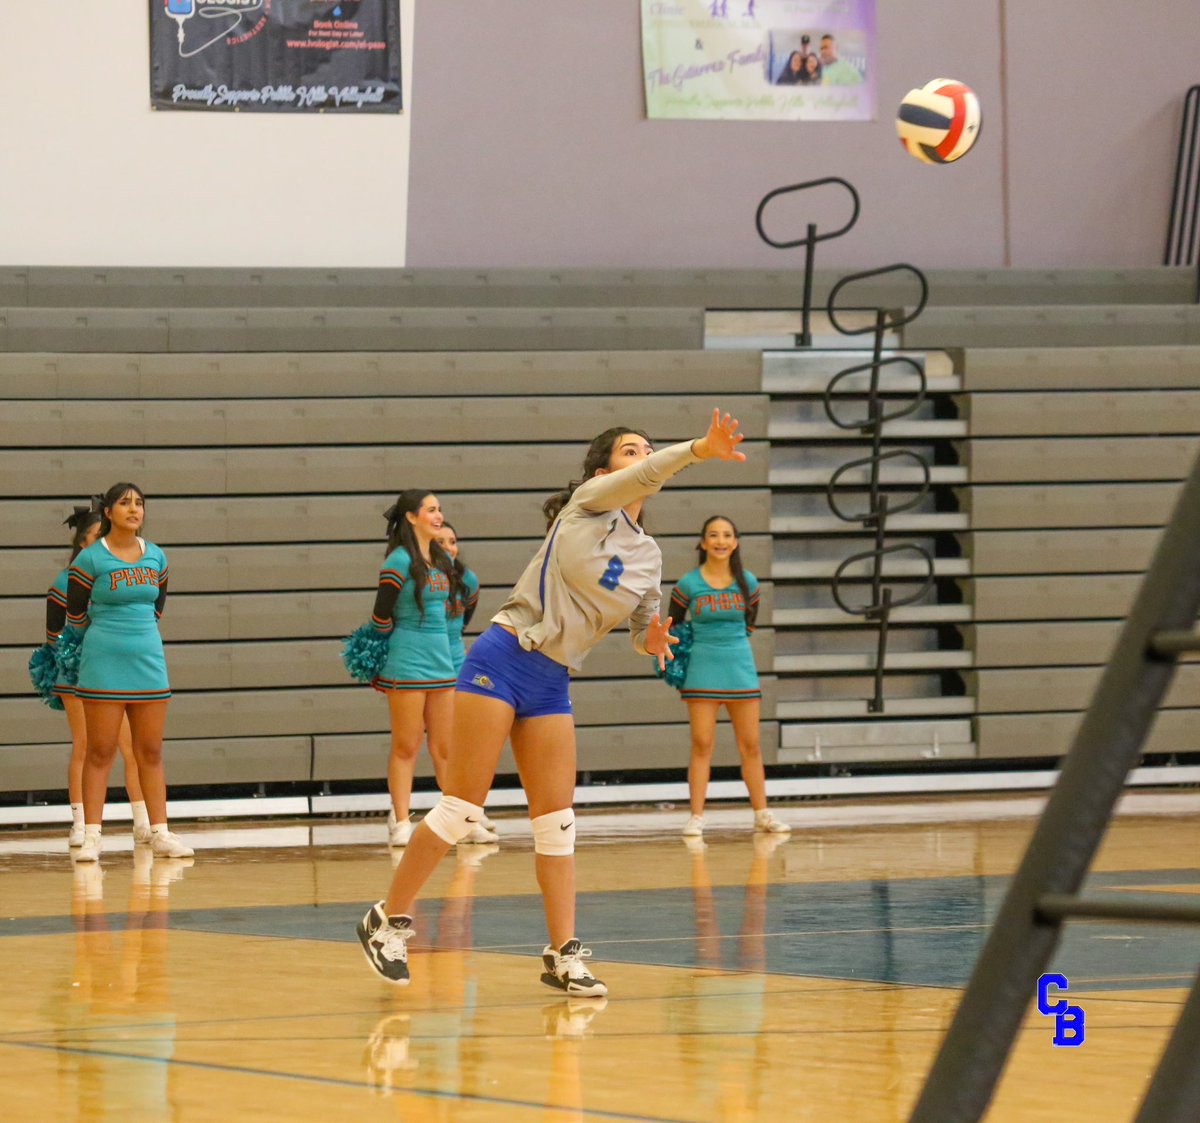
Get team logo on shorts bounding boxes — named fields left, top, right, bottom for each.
left=472, top=674, right=494, bottom=690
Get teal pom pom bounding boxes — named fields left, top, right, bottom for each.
left=652, top=621, right=693, bottom=691
left=28, top=643, right=64, bottom=709
left=55, top=626, right=84, bottom=687
left=342, top=623, right=390, bottom=684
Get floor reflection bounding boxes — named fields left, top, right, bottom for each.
left=0, top=800, right=1197, bottom=1123
left=58, top=850, right=193, bottom=1122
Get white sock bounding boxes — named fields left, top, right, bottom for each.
left=131, top=800, right=150, bottom=828
left=84, top=823, right=101, bottom=839
left=151, top=823, right=170, bottom=836
left=70, top=803, right=84, bottom=826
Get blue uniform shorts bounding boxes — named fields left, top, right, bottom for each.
left=456, top=625, right=572, bottom=719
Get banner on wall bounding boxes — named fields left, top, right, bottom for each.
left=150, top=0, right=403, bottom=112
left=641, top=0, right=876, bottom=121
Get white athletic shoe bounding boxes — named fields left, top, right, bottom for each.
left=357, top=902, right=415, bottom=985
left=460, top=823, right=500, bottom=845
left=682, top=815, right=704, bottom=837
left=540, top=939, right=607, bottom=997
left=133, top=823, right=153, bottom=845
left=480, top=814, right=497, bottom=832
left=754, top=809, right=792, bottom=834
left=151, top=831, right=195, bottom=858
left=387, top=811, right=413, bottom=847
left=74, top=833, right=102, bottom=863
left=68, top=822, right=85, bottom=848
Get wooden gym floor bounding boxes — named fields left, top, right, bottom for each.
left=1, top=794, right=1198, bottom=1122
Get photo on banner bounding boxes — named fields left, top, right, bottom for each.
left=642, top=0, right=876, bottom=121
left=150, top=0, right=403, bottom=112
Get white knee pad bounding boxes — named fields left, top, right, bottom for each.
left=423, top=795, right=485, bottom=845
left=532, top=808, right=576, bottom=856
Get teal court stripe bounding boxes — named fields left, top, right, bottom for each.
left=5, top=870, right=1198, bottom=989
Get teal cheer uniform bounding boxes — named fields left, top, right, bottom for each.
left=45, top=568, right=74, bottom=699
left=445, top=567, right=479, bottom=674
left=370, top=547, right=457, bottom=692
left=66, top=539, right=171, bottom=702
left=668, top=568, right=761, bottom=702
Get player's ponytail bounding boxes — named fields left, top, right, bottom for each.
left=542, top=426, right=652, bottom=530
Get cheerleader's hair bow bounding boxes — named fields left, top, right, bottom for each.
left=64, top=495, right=103, bottom=529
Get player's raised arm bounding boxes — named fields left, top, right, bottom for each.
left=572, top=410, right=747, bottom=515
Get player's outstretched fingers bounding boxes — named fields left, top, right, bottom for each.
left=648, top=613, right=676, bottom=670
left=705, top=408, right=748, bottom=462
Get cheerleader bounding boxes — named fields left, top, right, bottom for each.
left=668, top=516, right=790, bottom=838
left=437, top=523, right=499, bottom=845
left=438, top=523, right=479, bottom=677
left=63, top=483, right=193, bottom=862
left=358, top=491, right=464, bottom=847
left=356, top=409, right=746, bottom=997
left=38, top=502, right=151, bottom=848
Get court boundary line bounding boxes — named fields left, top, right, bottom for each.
left=0, top=1037, right=686, bottom=1123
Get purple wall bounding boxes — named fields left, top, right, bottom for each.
left=406, top=1, right=1194, bottom=269
left=1005, top=1, right=1196, bottom=267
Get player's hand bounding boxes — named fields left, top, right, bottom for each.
left=645, top=614, right=680, bottom=671
left=692, top=408, right=747, bottom=462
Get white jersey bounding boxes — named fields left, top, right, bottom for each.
left=493, top=440, right=702, bottom=672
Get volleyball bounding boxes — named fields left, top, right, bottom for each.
left=896, top=79, right=982, bottom=164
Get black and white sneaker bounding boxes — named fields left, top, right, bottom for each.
left=357, top=901, right=415, bottom=986
left=540, top=938, right=607, bottom=997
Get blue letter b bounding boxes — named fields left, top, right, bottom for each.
left=1053, top=1004, right=1086, bottom=1047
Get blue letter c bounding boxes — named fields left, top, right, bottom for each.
left=1037, top=972, right=1069, bottom=1016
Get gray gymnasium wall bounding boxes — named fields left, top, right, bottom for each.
left=0, top=3, right=1191, bottom=269
left=1004, top=2, right=1197, bottom=267
left=406, top=0, right=1196, bottom=269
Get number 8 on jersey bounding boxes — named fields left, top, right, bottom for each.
left=598, top=556, right=624, bottom=591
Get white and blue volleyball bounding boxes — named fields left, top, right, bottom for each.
left=896, top=79, right=981, bottom=164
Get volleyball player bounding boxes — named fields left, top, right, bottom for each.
left=357, top=409, right=746, bottom=996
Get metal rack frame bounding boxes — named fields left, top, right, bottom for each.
left=824, top=265, right=934, bottom=713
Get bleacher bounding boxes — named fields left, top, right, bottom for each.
left=1, top=266, right=1197, bottom=801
